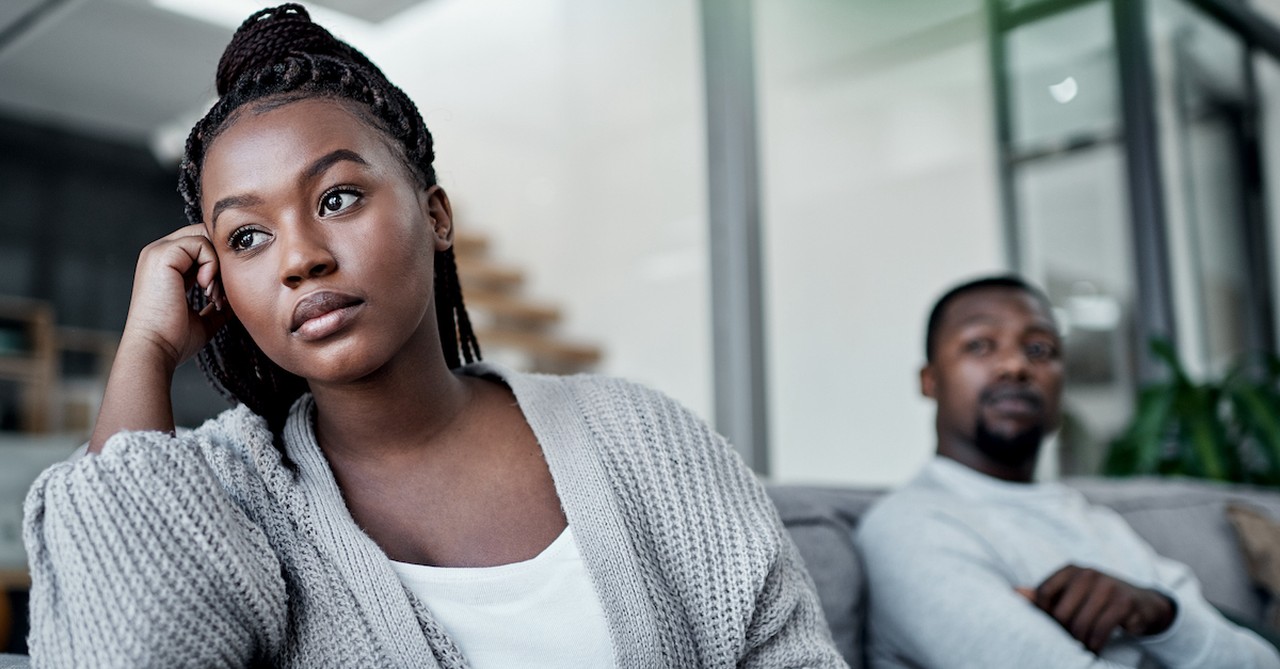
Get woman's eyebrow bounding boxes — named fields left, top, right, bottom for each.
left=211, top=194, right=264, bottom=230
left=210, top=150, right=370, bottom=230
left=303, top=149, right=369, bottom=182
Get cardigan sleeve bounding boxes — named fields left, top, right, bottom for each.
left=714, top=430, right=848, bottom=669
left=23, top=428, right=287, bottom=668
left=579, top=377, right=847, bottom=668
left=738, top=527, right=850, bottom=669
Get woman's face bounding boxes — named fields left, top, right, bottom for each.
left=200, top=97, right=452, bottom=385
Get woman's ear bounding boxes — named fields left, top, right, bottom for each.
left=920, top=364, right=937, bottom=399
left=422, top=185, right=454, bottom=252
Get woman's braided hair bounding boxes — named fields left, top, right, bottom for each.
left=178, top=3, right=480, bottom=435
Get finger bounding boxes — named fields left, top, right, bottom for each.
left=1050, top=571, right=1095, bottom=632
left=159, top=222, right=211, bottom=242
left=210, top=279, right=225, bottom=311
left=1036, top=565, right=1081, bottom=611
left=1068, top=581, right=1114, bottom=650
left=1086, top=601, right=1128, bottom=654
left=148, top=224, right=219, bottom=283
left=145, top=233, right=218, bottom=282
left=191, top=240, right=220, bottom=291
left=197, top=300, right=231, bottom=337
left=1122, top=590, right=1176, bottom=636
left=1015, top=587, right=1035, bottom=601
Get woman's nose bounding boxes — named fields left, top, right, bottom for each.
left=279, top=226, right=337, bottom=287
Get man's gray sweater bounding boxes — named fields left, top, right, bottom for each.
left=856, top=456, right=1279, bottom=668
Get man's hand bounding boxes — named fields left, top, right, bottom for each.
left=1016, top=565, right=1177, bottom=654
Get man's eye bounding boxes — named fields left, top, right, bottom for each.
left=964, top=339, right=993, bottom=355
left=1027, top=341, right=1058, bottom=360
left=319, top=189, right=360, bottom=216
left=228, top=227, right=269, bottom=251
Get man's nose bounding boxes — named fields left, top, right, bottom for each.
left=279, top=224, right=337, bottom=287
left=994, top=347, right=1032, bottom=380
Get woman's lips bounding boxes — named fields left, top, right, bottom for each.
left=291, top=291, right=364, bottom=341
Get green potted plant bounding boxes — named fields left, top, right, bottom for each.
left=1103, top=339, right=1280, bottom=486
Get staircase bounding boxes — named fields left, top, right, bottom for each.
left=453, top=230, right=602, bottom=374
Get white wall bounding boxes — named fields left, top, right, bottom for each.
left=362, top=0, right=714, bottom=419
left=755, top=0, right=1006, bottom=485
left=343, top=0, right=1008, bottom=486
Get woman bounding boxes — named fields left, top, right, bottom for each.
left=23, top=5, right=843, bottom=667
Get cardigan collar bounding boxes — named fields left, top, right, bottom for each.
left=264, top=363, right=658, bottom=666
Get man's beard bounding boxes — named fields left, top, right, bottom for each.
left=973, top=415, right=1044, bottom=468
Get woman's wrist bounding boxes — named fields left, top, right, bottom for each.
left=117, top=323, right=191, bottom=376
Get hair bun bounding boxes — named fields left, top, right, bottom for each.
left=215, top=3, right=367, bottom=96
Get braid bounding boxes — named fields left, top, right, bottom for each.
left=433, top=248, right=481, bottom=369
left=180, top=3, right=481, bottom=436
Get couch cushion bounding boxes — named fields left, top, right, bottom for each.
left=1226, top=504, right=1280, bottom=629
left=770, top=478, right=1280, bottom=667
left=768, top=486, right=881, bottom=669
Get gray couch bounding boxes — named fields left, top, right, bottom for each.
left=768, top=477, right=1280, bottom=669
left=2, top=477, right=1274, bottom=668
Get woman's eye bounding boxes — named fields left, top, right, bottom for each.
left=228, top=227, right=269, bottom=252
left=319, top=189, right=360, bottom=216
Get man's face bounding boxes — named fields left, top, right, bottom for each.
left=921, top=287, right=1064, bottom=468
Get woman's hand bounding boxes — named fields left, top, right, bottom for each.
left=122, top=223, right=229, bottom=370
left=89, top=224, right=230, bottom=452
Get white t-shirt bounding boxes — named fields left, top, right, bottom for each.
left=388, top=526, right=615, bottom=667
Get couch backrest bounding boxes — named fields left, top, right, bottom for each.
left=768, top=477, right=1280, bottom=669
left=1070, top=477, right=1280, bottom=620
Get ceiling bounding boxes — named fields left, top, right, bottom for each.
left=0, top=0, right=232, bottom=143
left=310, top=0, right=429, bottom=23
left=0, top=0, right=430, bottom=148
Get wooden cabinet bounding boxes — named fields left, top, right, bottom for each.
left=0, top=297, right=56, bottom=433
left=0, top=297, right=117, bottom=434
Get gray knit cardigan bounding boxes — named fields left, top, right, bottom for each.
left=24, top=364, right=845, bottom=668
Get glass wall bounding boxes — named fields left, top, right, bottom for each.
left=1001, top=1, right=1137, bottom=475
left=1150, top=0, right=1265, bottom=378
left=991, top=0, right=1280, bottom=474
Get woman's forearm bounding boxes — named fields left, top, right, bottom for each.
left=88, top=338, right=178, bottom=453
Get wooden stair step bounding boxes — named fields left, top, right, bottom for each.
left=477, top=329, right=602, bottom=366
left=452, top=230, right=490, bottom=258
left=456, top=258, right=525, bottom=291
left=464, top=291, right=561, bottom=326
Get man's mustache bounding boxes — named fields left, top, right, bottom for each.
left=980, top=385, right=1044, bottom=409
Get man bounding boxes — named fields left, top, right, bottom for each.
left=856, top=275, right=1280, bottom=668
